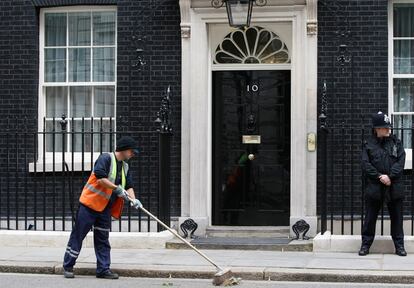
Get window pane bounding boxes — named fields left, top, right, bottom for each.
left=257, top=30, right=272, bottom=57
left=46, top=86, right=67, bottom=117
left=70, top=86, right=92, bottom=117
left=45, top=13, right=66, bottom=47
left=69, top=12, right=91, bottom=46
left=93, top=47, right=115, bottom=82
left=394, top=79, right=414, bottom=112
left=93, top=119, right=115, bottom=152
left=394, top=40, right=414, bottom=74
left=94, top=86, right=115, bottom=117
left=45, top=120, right=66, bottom=152
left=45, top=48, right=66, bottom=82
left=392, top=114, right=413, bottom=149
left=93, top=12, right=116, bottom=45
left=394, top=4, right=414, bottom=38
left=69, top=48, right=91, bottom=82
left=72, top=119, right=92, bottom=152
left=70, top=119, right=114, bottom=152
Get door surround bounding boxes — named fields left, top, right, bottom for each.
left=179, top=0, right=318, bottom=237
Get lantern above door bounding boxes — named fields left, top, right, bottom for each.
left=211, top=0, right=267, bottom=28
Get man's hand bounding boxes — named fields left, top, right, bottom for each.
left=379, top=175, right=391, bottom=186
left=113, top=185, right=130, bottom=200
left=131, top=198, right=143, bottom=209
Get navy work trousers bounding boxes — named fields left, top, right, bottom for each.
left=63, top=204, right=112, bottom=275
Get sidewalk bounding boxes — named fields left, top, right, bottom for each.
left=1, top=246, right=414, bottom=284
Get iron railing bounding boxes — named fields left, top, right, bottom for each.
left=0, top=113, right=172, bottom=232
left=319, top=123, right=414, bottom=236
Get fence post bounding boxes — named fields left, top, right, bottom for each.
left=319, top=80, right=329, bottom=235
left=155, top=86, right=173, bottom=232
left=60, top=115, right=67, bottom=231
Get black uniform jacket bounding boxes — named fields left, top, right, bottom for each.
left=362, top=134, right=406, bottom=201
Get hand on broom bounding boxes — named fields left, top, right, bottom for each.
left=113, top=185, right=142, bottom=209
left=113, top=185, right=130, bottom=200
left=131, top=198, right=143, bottom=209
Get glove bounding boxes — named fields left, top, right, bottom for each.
left=113, top=185, right=129, bottom=201
left=131, top=198, right=143, bottom=209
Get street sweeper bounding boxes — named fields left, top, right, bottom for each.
left=62, top=136, right=142, bottom=279
left=62, top=135, right=239, bottom=285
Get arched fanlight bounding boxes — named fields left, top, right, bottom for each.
left=211, top=0, right=267, bottom=28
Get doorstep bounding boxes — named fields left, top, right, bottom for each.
left=166, top=237, right=313, bottom=251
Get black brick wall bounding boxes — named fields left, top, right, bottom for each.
left=0, top=0, right=182, bottom=228
left=318, top=0, right=389, bottom=121
left=116, top=0, right=182, bottom=217
left=0, top=0, right=39, bottom=128
left=317, top=0, right=414, bottom=228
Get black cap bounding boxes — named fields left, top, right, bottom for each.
left=115, top=136, right=140, bottom=155
left=372, top=111, right=392, bottom=128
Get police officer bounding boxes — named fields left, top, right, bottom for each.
left=359, top=112, right=406, bottom=256
left=63, top=136, right=142, bottom=278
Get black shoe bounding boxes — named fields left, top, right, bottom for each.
left=63, top=268, right=74, bottom=278
left=358, top=246, right=369, bottom=256
left=396, top=247, right=407, bottom=257
left=96, top=270, right=119, bottom=279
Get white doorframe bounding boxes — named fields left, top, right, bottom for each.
left=179, top=1, right=318, bottom=237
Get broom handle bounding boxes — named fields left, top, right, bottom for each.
left=128, top=198, right=224, bottom=271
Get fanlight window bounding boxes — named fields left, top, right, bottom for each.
left=214, top=26, right=290, bottom=64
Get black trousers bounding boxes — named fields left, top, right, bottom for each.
left=361, top=198, right=404, bottom=249
left=63, top=204, right=112, bottom=274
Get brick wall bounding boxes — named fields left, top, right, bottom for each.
left=317, top=0, right=414, bottom=230
left=0, top=0, right=182, bottom=228
left=318, top=0, right=389, bottom=121
left=0, top=0, right=39, bottom=129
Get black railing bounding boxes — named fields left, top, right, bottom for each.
left=0, top=113, right=172, bottom=232
left=318, top=123, right=414, bottom=236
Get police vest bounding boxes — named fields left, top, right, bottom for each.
left=79, top=152, right=129, bottom=219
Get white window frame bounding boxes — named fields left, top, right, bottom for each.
left=389, top=0, right=414, bottom=169
left=33, top=5, right=118, bottom=172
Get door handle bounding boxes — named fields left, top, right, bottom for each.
left=248, top=153, right=255, bottom=161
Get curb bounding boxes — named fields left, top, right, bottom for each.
left=56, top=265, right=218, bottom=280
left=0, top=262, right=57, bottom=275
left=2, top=262, right=414, bottom=284
left=264, top=268, right=414, bottom=284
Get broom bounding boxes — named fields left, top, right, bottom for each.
left=127, top=197, right=241, bottom=286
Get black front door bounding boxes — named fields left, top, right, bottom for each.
left=213, top=70, right=291, bottom=226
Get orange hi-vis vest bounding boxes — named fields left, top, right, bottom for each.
left=80, top=152, right=128, bottom=219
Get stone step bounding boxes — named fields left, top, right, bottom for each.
left=166, top=237, right=312, bottom=251
left=205, top=226, right=290, bottom=238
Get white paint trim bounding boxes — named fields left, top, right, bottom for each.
left=304, top=0, right=318, bottom=221
left=28, top=153, right=102, bottom=172
left=207, top=30, right=213, bottom=227
left=212, top=64, right=292, bottom=71
left=388, top=0, right=394, bottom=119
left=180, top=0, right=191, bottom=217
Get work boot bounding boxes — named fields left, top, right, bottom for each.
left=396, top=247, right=407, bottom=257
left=96, top=270, right=119, bottom=279
left=63, top=267, right=74, bottom=278
left=358, top=246, right=370, bottom=256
